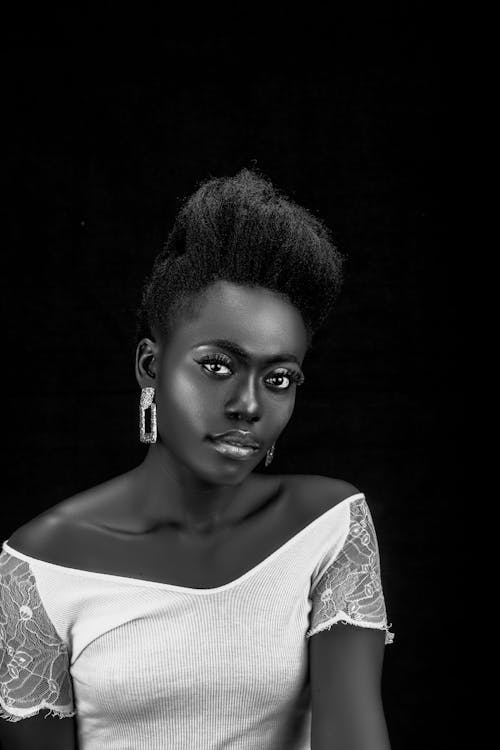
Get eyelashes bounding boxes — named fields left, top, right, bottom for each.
left=196, top=353, right=305, bottom=390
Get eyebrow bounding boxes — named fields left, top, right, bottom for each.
left=194, top=339, right=303, bottom=367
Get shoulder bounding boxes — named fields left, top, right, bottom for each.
left=287, top=474, right=362, bottom=504
left=6, top=508, right=68, bottom=563
left=5, top=470, right=134, bottom=563
left=6, top=500, right=95, bottom=567
left=285, top=474, right=362, bottom=523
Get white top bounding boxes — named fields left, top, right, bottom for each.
left=0, top=492, right=394, bottom=749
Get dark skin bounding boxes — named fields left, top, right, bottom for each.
left=134, top=280, right=308, bottom=535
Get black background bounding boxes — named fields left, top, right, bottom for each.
left=3, top=22, right=455, bottom=750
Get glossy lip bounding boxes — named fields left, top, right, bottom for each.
left=209, top=429, right=261, bottom=449
left=207, top=437, right=259, bottom=461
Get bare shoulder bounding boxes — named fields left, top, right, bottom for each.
left=6, top=507, right=68, bottom=562
left=286, top=474, right=362, bottom=522
left=6, top=470, right=135, bottom=562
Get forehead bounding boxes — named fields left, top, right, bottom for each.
left=171, top=282, right=308, bottom=359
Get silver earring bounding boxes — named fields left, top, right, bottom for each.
left=139, top=387, right=157, bottom=444
left=265, top=442, right=275, bottom=467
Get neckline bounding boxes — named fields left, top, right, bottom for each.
left=2, top=492, right=364, bottom=595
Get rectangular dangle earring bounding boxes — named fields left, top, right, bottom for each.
left=139, top=387, right=157, bottom=444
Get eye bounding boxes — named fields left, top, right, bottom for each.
left=267, top=369, right=294, bottom=390
left=198, top=353, right=233, bottom=377
left=196, top=355, right=305, bottom=390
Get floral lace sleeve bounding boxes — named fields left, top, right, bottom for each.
left=306, top=496, right=395, bottom=645
left=0, top=549, right=76, bottom=722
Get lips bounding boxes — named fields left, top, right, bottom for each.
left=209, top=430, right=261, bottom=449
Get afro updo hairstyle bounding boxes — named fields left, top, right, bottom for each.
left=135, top=167, right=345, bottom=353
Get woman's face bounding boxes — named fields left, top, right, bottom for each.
left=135, top=281, right=309, bottom=485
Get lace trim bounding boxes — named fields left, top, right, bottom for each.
left=306, top=496, right=395, bottom=645
left=0, top=550, right=76, bottom=722
left=0, top=702, right=77, bottom=722
left=307, top=615, right=395, bottom=645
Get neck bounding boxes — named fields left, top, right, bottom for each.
left=132, top=443, right=267, bottom=534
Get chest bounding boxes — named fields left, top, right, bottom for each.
left=59, top=478, right=317, bottom=590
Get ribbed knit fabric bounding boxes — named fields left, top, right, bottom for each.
left=0, top=492, right=394, bottom=749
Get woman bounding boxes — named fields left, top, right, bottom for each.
left=0, top=167, right=395, bottom=749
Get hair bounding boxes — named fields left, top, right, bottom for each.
left=135, top=166, right=345, bottom=353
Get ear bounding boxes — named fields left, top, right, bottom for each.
left=135, top=338, right=160, bottom=387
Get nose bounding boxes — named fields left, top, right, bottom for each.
left=225, top=374, right=261, bottom=423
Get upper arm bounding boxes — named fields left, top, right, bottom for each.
left=0, top=710, right=78, bottom=750
left=1, top=516, right=77, bottom=744
left=306, top=486, right=395, bottom=748
left=309, top=623, right=391, bottom=749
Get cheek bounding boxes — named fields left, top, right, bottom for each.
left=171, top=371, right=201, bottom=401
left=280, top=397, right=296, bottom=426
left=159, top=369, right=213, bottom=426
